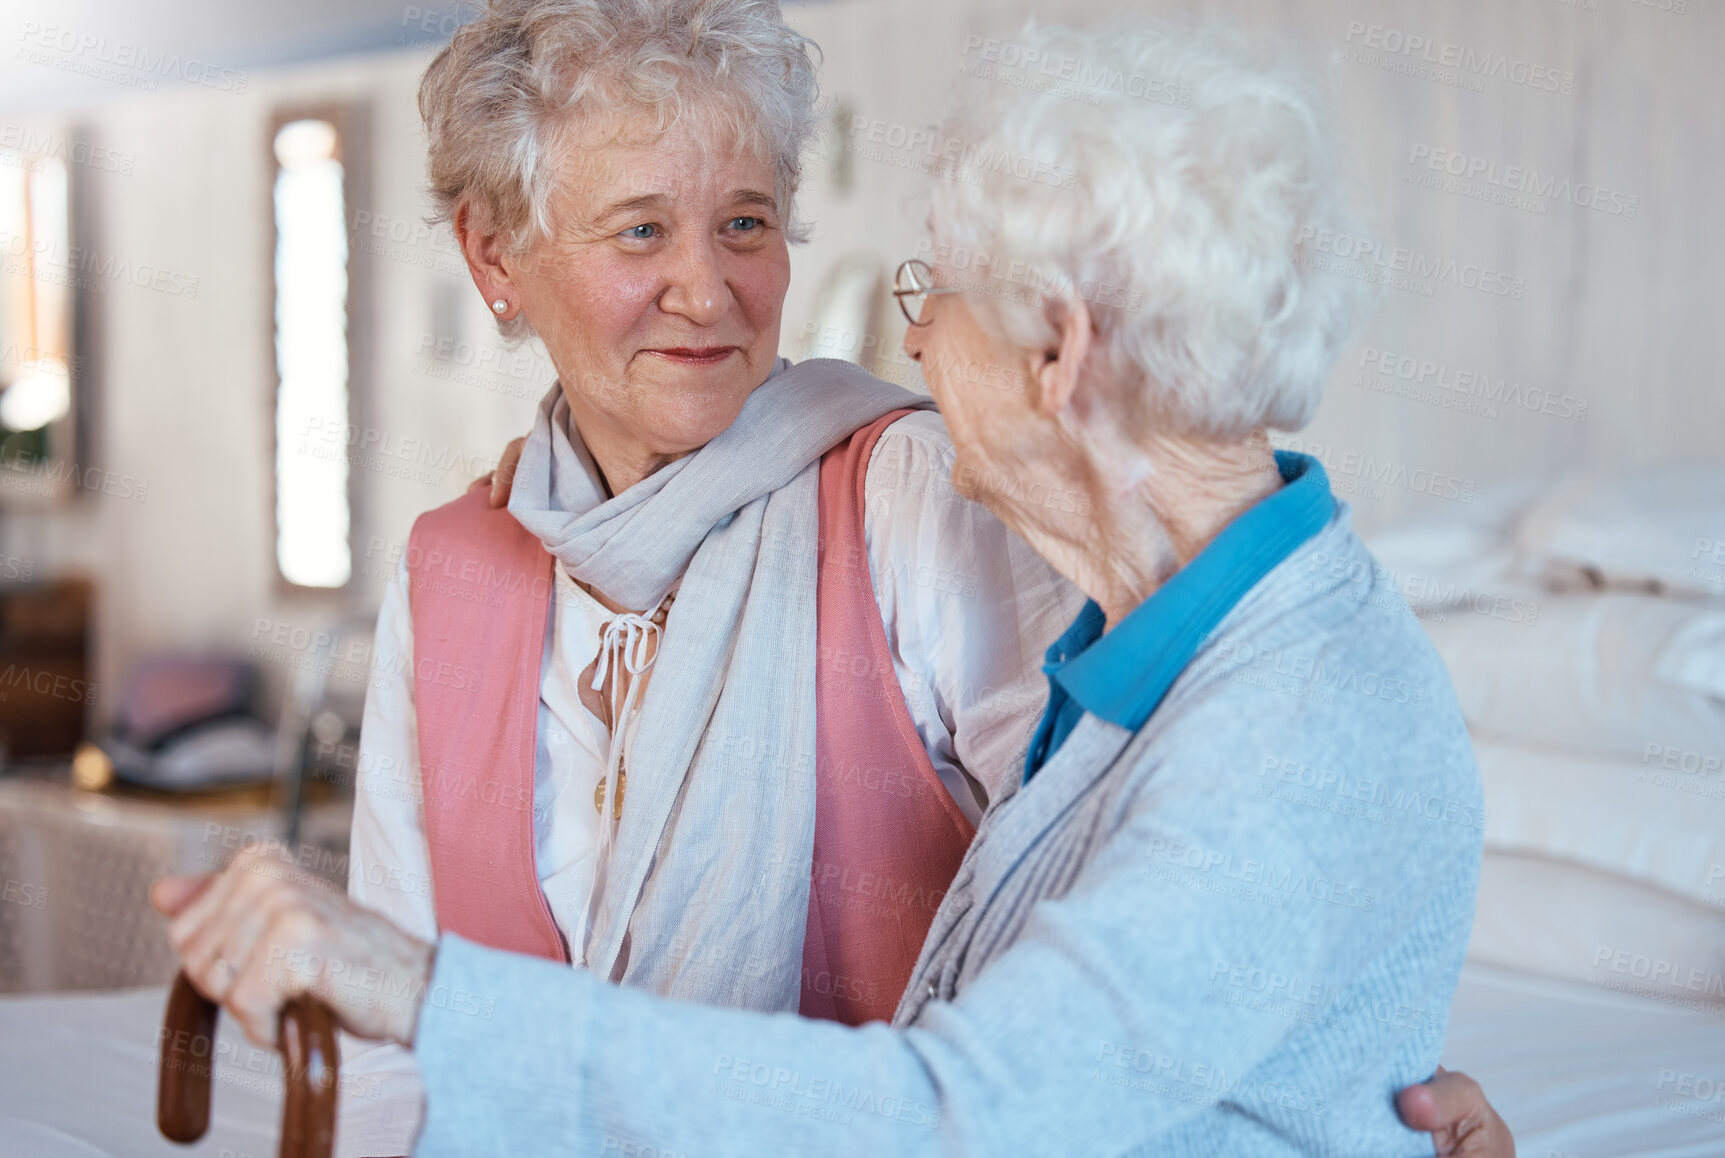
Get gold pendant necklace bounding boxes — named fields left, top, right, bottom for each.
left=594, top=768, right=625, bottom=817
left=584, top=586, right=675, bottom=819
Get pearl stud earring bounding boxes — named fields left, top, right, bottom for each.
left=491, top=299, right=508, bottom=315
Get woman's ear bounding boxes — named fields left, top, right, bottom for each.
left=454, top=201, right=516, bottom=310
left=1031, top=295, right=1094, bottom=418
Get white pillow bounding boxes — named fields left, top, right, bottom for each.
left=1515, top=463, right=1725, bottom=597
left=1656, top=610, right=1725, bottom=701
left=1364, top=478, right=1547, bottom=613
left=1467, top=851, right=1725, bottom=1008
left=1425, top=592, right=1725, bottom=764
left=1473, top=734, right=1725, bottom=908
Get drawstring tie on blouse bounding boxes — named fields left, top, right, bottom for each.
left=590, top=609, right=660, bottom=821
left=580, top=589, right=673, bottom=962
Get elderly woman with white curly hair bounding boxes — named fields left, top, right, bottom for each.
left=153, top=3, right=1513, bottom=1154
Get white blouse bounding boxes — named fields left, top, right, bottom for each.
left=335, top=411, right=1083, bottom=1157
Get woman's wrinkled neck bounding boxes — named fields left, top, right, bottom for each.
left=554, top=359, right=779, bottom=497
left=568, top=414, right=690, bottom=499
left=985, top=420, right=1283, bottom=632
left=556, top=385, right=689, bottom=498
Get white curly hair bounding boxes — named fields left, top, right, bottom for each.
left=927, top=22, right=1372, bottom=440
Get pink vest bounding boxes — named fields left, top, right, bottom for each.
left=406, top=411, right=975, bottom=1025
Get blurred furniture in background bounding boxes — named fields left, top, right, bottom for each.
left=0, top=776, right=350, bottom=994
left=0, top=605, right=372, bottom=995
left=0, top=577, right=93, bottom=760
left=99, top=655, right=276, bottom=791
left=0, top=614, right=388, bottom=1153
left=270, top=614, right=373, bottom=848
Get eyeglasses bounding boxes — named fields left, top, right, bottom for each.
left=892, top=259, right=966, bottom=326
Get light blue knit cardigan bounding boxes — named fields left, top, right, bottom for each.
left=410, top=503, right=1483, bottom=1157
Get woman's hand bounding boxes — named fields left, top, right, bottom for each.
left=150, top=847, right=435, bottom=1051
left=486, top=436, right=527, bottom=508
left=1399, top=1067, right=1516, bottom=1156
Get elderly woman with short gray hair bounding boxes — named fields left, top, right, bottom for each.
left=154, top=5, right=1510, bottom=1154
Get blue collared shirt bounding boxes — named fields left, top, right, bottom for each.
left=1024, top=450, right=1334, bottom=780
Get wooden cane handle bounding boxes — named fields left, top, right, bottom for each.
left=278, top=992, right=340, bottom=1158
left=158, top=969, right=340, bottom=1158
left=158, top=971, right=217, bottom=1143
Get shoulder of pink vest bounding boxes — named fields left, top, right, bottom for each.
left=410, top=484, right=539, bottom=551
left=411, top=480, right=494, bottom=537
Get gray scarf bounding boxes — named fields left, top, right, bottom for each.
left=508, top=357, right=929, bottom=1009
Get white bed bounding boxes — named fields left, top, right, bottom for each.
left=2, top=959, right=1722, bottom=1157
left=1379, top=462, right=1725, bottom=1157
left=1443, top=963, right=1725, bottom=1157
left=5, top=465, right=1720, bottom=1156
left=0, top=984, right=281, bottom=1157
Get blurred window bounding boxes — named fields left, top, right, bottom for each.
left=272, top=116, right=350, bottom=588
left=0, top=150, right=72, bottom=469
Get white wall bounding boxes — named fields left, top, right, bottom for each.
left=0, top=0, right=1719, bottom=719
left=782, top=0, right=1725, bottom=519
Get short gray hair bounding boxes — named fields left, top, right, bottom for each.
left=420, top=0, right=820, bottom=332
left=927, top=22, right=1370, bottom=441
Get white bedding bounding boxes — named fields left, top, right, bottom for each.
left=1443, top=962, right=1725, bottom=1157
left=0, top=985, right=285, bottom=1157
left=3, top=961, right=1723, bottom=1156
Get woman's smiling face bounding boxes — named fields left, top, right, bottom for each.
left=502, top=110, right=792, bottom=484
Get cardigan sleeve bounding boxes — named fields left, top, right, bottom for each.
left=409, top=705, right=1457, bottom=1157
